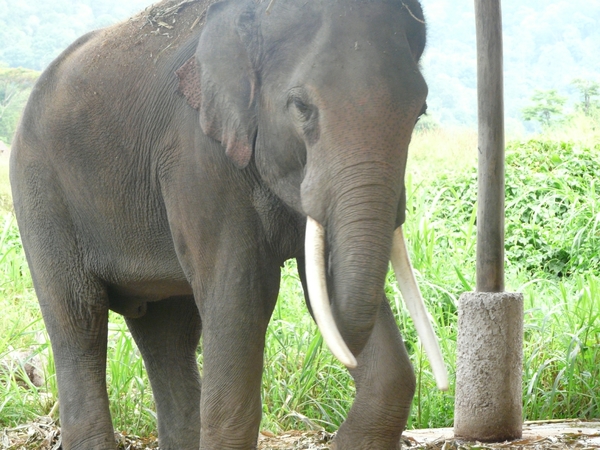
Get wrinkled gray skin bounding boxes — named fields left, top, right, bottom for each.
left=10, top=0, right=427, bottom=448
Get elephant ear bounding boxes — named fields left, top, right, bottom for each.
left=176, top=58, right=202, bottom=111
left=195, top=0, right=259, bottom=169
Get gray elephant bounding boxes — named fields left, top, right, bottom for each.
left=10, top=0, right=447, bottom=449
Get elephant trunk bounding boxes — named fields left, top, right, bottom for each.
left=305, top=185, right=448, bottom=390
left=305, top=181, right=398, bottom=360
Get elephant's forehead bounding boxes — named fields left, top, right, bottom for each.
left=300, top=46, right=428, bottom=119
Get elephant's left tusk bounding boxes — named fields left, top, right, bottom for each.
left=391, top=226, right=449, bottom=391
left=305, top=216, right=358, bottom=369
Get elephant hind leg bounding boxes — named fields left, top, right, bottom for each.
left=16, top=215, right=115, bottom=448
left=125, top=296, right=202, bottom=450
left=332, top=299, right=416, bottom=450
left=35, top=274, right=115, bottom=450
left=13, top=146, right=121, bottom=448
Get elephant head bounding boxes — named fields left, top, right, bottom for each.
left=185, top=0, right=447, bottom=388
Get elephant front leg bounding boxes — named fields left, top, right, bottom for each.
left=332, top=299, right=416, bottom=450
left=197, top=260, right=280, bottom=450
left=125, top=296, right=202, bottom=450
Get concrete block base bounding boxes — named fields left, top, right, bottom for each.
left=454, top=291, right=524, bottom=442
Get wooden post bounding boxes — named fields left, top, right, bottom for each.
left=475, top=0, right=505, bottom=292
left=454, top=0, right=523, bottom=441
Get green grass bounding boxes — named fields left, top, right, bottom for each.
left=407, top=126, right=477, bottom=185
left=522, top=275, right=600, bottom=420
left=262, top=270, right=353, bottom=432
left=1, top=125, right=600, bottom=436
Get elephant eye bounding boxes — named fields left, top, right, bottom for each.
left=287, top=89, right=315, bottom=123
left=292, top=97, right=313, bottom=121
left=287, top=89, right=320, bottom=144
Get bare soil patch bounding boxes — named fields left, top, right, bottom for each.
left=1, top=420, right=599, bottom=449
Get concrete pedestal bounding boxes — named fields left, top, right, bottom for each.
left=454, top=292, right=524, bottom=442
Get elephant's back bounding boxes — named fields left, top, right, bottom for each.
left=15, top=0, right=218, bottom=159
left=87, top=0, right=217, bottom=72
left=40, top=0, right=218, bottom=91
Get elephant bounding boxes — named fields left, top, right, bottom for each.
left=10, top=0, right=447, bottom=449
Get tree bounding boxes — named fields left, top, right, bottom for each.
left=571, top=78, right=600, bottom=116
left=522, top=89, right=567, bottom=128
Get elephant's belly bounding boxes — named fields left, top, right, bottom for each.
left=95, top=229, right=199, bottom=319
left=107, top=280, right=194, bottom=318
left=80, top=220, right=190, bottom=294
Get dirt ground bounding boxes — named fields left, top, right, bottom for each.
left=1, top=419, right=599, bottom=449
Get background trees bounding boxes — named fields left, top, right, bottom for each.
left=419, top=0, right=600, bottom=130
left=0, top=0, right=598, bottom=133
left=0, top=0, right=149, bottom=71
left=522, top=90, right=567, bottom=128
left=521, top=79, right=600, bottom=129
left=571, top=79, right=600, bottom=116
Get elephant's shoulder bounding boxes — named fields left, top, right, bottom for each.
left=32, top=0, right=222, bottom=104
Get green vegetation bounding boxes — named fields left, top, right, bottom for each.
left=0, top=65, right=39, bottom=145
left=1, top=120, right=600, bottom=436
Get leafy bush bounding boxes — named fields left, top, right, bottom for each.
left=505, top=141, right=600, bottom=276
left=424, top=139, right=600, bottom=278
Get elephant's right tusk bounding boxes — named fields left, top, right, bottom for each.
left=391, top=226, right=449, bottom=391
left=305, top=217, right=358, bottom=369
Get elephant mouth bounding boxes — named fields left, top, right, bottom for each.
left=304, top=216, right=449, bottom=390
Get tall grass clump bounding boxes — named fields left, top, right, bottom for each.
left=0, top=213, right=54, bottom=426
left=522, top=276, right=600, bottom=421
left=542, top=111, right=600, bottom=151
left=105, top=317, right=157, bottom=437
left=262, top=263, right=354, bottom=432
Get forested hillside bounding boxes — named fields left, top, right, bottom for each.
left=0, top=0, right=148, bottom=70
left=422, top=0, right=600, bottom=130
left=0, top=0, right=599, bottom=131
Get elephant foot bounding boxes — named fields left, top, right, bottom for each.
left=60, top=429, right=117, bottom=450
left=329, top=433, right=402, bottom=450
